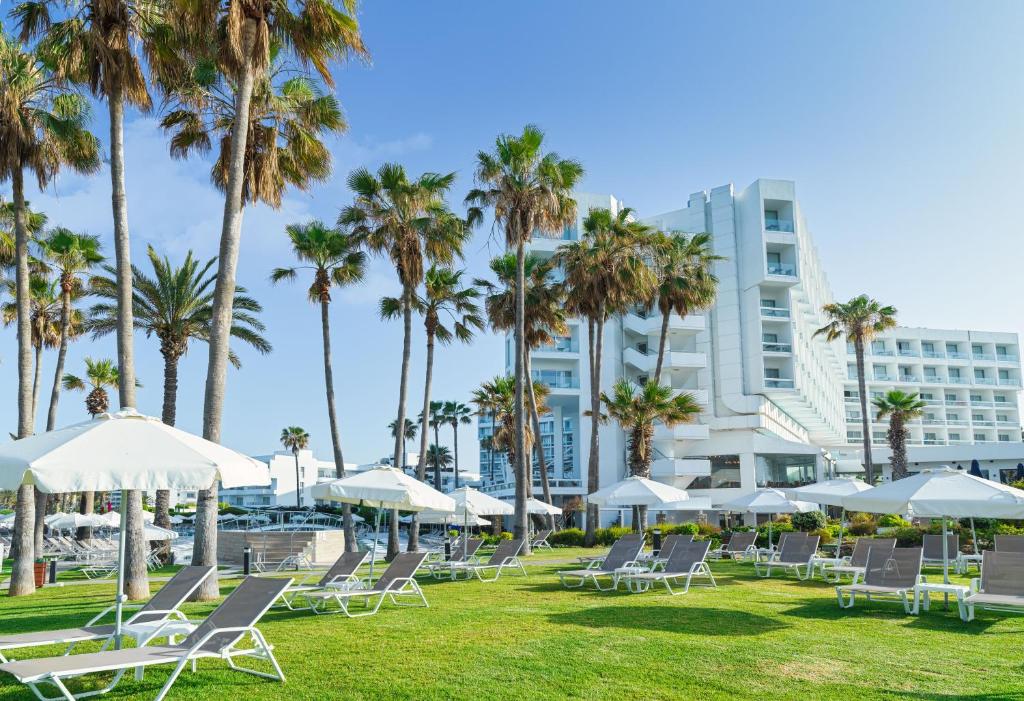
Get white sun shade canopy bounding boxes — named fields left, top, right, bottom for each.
left=525, top=498, right=562, bottom=516
left=97, top=509, right=155, bottom=528
left=407, top=511, right=491, bottom=526
left=842, top=468, right=1024, bottom=519
left=46, top=513, right=108, bottom=530
left=448, top=486, right=515, bottom=516
left=719, top=488, right=818, bottom=514
left=783, top=479, right=873, bottom=507
left=311, top=467, right=455, bottom=513
left=588, top=476, right=691, bottom=508
left=112, top=524, right=179, bottom=541
left=0, top=409, right=270, bottom=493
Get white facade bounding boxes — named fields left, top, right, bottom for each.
left=218, top=450, right=361, bottom=509
left=478, top=179, right=1024, bottom=518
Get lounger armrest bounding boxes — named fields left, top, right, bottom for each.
left=183, top=625, right=258, bottom=657
left=585, top=559, right=604, bottom=570
left=324, top=573, right=361, bottom=589
left=87, top=603, right=144, bottom=626
left=383, top=576, right=417, bottom=592
left=125, top=608, right=188, bottom=625
left=969, top=577, right=980, bottom=594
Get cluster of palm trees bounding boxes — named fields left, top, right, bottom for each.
left=0, top=2, right=364, bottom=599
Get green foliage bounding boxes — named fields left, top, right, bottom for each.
left=847, top=513, right=878, bottom=536
left=479, top=531, right=513, bottom=546
left=1012, top=480, right=1024, bottom=490
left=809, top=527, right=834, bottom=545
left=756, top=520, right=794, bottom=546
left=791, top=511, right=826, bottom=532
left=644, top=522, right=699, bottom=541
left=696, top=522, right=722, bottom=538
left=547, top=528, right=585, bottom=547
left=878, top=514, right=911, bottom=528
left=891, top=527, right=924, bottom=547
left=594, top=526, right=634, bottom=546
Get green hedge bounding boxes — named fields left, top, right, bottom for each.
left=481, top=531, right=513, bottom=546
left=643, top=522, right=699, bottom=540
left=548, top=528, right=585, bottom=547
left=791, top=511, right=826, bottom=532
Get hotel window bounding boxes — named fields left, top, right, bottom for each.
left=763, top=332, right=778, bottom=343
left=765, top=368, right=781, bottom=379
left=973, top=344, right=984, bottom=355
left=871, top=341, right=886, bottom=353
left=897, top=341, right=912, bottom=352
left=974, top=433, right=986, bottom=441
left=766, top=251, right=781, bottom=267
left=972, top=413, right=984, bottom=421
left=920, top=392, right=933, bottom=400
left=947, top=413, right=959, bottom=421
left=688, top=455, right=742, bottom=490
left=924, top=367, right=938, bottom=378
left=946, top=343, right=959, bottom=354
left=872, top=431, right=886, bottom=441
left=925, top=413, right=936, bottom=421
left=970, top=393, right=983, bottom=401
left=995, top=394, right=1008, bottom=403
left=975, top=369, right=986, bottom=380
left=997, top=414, right=1009, bottom=422
left=922, top=342, right=935, bottom=353
left=845, top=389, right=860, bottom=400
left=847, top=430, right=862, bottom=440
left=949, top=369, right=961, bottom=379
left=1000, top=434, right=1011, bottom=442
left=999, top=369, right=1011, bottom=380
left=924, top=432, right=937, bottom=442
left=945, top=393, right=957, bottom=402
left=997, top=345, right=1009, bottom=355
left=949, top=432, right=961, bottom=441
left=761, top=298, right=776, bottom=308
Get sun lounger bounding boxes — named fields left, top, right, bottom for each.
left=836, top=546, right=923, bottom=613
left=621, top=541, right=716, bottom=595
left=531, top=529, right=553, bottom=550
left=754, top=535, right=819, bottom=580
left=820, top=538, right=896, bottom=583
left=0, top=566, right=215, bottom=663
left=0, top=575, right=290, bottom=701
left=760, top=531, right=806, bottom=561
left=576, top=533, right=644, bottom=565
left=273, top=551, right=368, bottom=610
left=298, top=552, right=429, bottom=616
left=425, top=536, right=463, bottom=563
left=448, top=538, right=527, bottom=582
left=708, top=531, right=757, bottom=561
left=994, top=535, right=1024, bottom=553
left=559, top=535, right=646, bottom=590
left=922, top=533, right=959, bottom=567
left=637, top=534, right=694, bottom=570
left=426, top=538, right=485, bottom=580
left=961, top=550, right=1024, bottom=622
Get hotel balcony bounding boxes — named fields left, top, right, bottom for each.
left=974, top=377, right=997, bottom=386
left=947, top=351, right=970, bottom=360
left=763, top=377, right=795, bottom=389
left=767, top=263, right=797, bottom=277
left=651, top=457, right=712, bottom=479
left=527, top=227, right=576, bottom=253
left=947, top=377, right=970, bottom=385
left=762, top=341, right=793, bottom=354
left=973, top=352, right=996, bottom=361
left=998, top=378, right=1022, bottom=387
left=997, top=354, right=1019, bottom=363
left=532, top=337, right=579, bottom=358
left=623, top=347, right=706, bottom=373
left=764, top=218, right=795, bottom=233
left=654, top=424, right=711, bottom=441
left=623, top=311, right=705, bottom=337
left=760, top=306, right=791, bottom=319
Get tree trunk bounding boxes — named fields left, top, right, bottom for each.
left=854, top=337, right=874, bottom=484
left=526, top=354, right=555, bottom=530
left=45, top=285, right=73, bottom=431
left=123, top=489, right=150, bottom=600
left=9, top=485, right=36, bottom=596
left=388, top=283, right=414, bottom=561
left=583, top=317, right=598, bottom=546
left=320, top=299, right=356, bottom=551
left=513, top=240, right=530, bottom=553
left=586, top=312, right=605, bottom=546
left=488, top=410, right=496, bottom=483
left=196, top=20, right=259, bottom=602
left=452, top=422, right=460, bottom=490
left=31, top=344, right=42, bottom=428
left=433, top=422, right=441, bottom=490
left=77, top=491, right=94, bottom=541
left=293, top=451, right=302, bottom=508
left=154, top=348, right=180, bottom=530
left=890, top=416, right=908, bottom=480
left=654, top=308, right=671, bottom=381
left=33, top=490, right=47, bottom=558
left=409, top=330, right=436, bottom=552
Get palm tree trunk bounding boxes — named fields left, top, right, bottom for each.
left=45, top=286, right=73, bottom=431
left=513, top=240, right=530, bottom=553
left=319, top=299, right=357, bottom=551
left=525, top=354, right=555, bottom=530
left=195, top=21, right=260, bottom=602
left=452, top=422, right=460, bottom=489
left=488, top=410, right=496, bottom=482
left=654, top=308, right=671, bottom=380
left=293, top=451, right=302, bottom=508
left=890, top=416, right=908, bottom=481
left=31, top=344, right=43, bottom=427
left=77, top=491, right=94, bottom=541
left=583, top=317, right=597, bottom=547
left=409, top=331, right=435, bottom=552
left=32, top=490, right=47, bottom=562
left=388, top=284, right=414, bottom=560
left=123, top=489, right=150, bottom=600
left=586, top=311, right=605, bottom=546
left=433, top=422, right=441, bottom=492
left=154, top=348, right=180, bottom=530
left=854, top=337, right=874, bottom=484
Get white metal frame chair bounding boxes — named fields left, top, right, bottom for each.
left=754, top=536, right=819, bottom=580
left=448, top=539, right=528, bottom=582
left=621, top=541, right=716, bottom=595
left=961, top=550, right=1024, bottom=622
left=836, top=547, right=923, bottom=613
left=298, top=552, right=429, bottom=617
left=558, top=535, right=645, bottom=591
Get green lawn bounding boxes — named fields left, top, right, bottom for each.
left=0, top=548, right=1021, bottom=700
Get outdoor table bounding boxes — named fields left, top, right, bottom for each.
left=912, top=580, right=970, bottom=616
left=614, top=566, right=650, bottom=592
left=122, top=619, right=198, bottom=681
left=955, top=553, right=983, bottom=574
left=808, top=555, right=844, bottom=580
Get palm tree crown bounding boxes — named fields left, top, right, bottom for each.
left=476, top=252, right=567, bottom=349
left=271, top=220, right=365, bottom=301
left=281, top=426, right=310, bottom=454
left=873, top=390, right=926, bottom=481
left=62, top=357, right=119, bottom=416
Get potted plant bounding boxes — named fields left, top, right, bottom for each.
left=33, top=558, right=47, bottom=588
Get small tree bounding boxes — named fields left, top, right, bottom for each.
left=873, top=390, right=926, bottom=481
left=280, top=426, right=310, bottom=509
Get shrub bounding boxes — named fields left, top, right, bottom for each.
left=891, top=526, right=924, bottom=547
left=878, top=514, right=911, bottom=528
left=756, top=520, right=794, bottom=546
left=644, top=522, right=699, bottom=540
left=481, top=531, right=514, bottom=546
left=696, top=522, right=722, bottom=538
left=847, top=513, right=877, bottom=536
left=594, top=526, right=634, bottom=546
left=810, top=527, right=834, bottom=545
left=547, top=528, right=585, bottom=547
left=791, top=511, right=826, bottom=532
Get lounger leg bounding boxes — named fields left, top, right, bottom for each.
left=154, top=657, right=192, bottom=701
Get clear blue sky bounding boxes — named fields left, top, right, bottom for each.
left=5, top=2, right=1024, bottom=469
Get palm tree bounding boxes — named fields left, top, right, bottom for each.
left=420, top=401, right=447, bottom=491
left=389, top=419, right=418, bottom=469
left=598, top=380, right=701, bottom=531
left=341, top=163, right=468, bottom=559
left=873, top=390, right=926, bottom=481
left=443, top=401, right=474, bottom=490
left=38, top=229, right=103, bottom=431
left=476, top=252, right=567, bottom=527
left=63, top=357, right=119, bottom=539
left=648, top=231, right=722, bottom=379
left=0, top=33, right=99, bottom=596
left=472, top=376, right=550, bottom=488
left=557, top=207, right=656, bottom=545
left=426, top=444, right=453, bottom=473
left=280, top=427, right=310, bottom=509
left=89, top=245, right=271, bottom=528
left=385, top=266, right=481, bottom=551
left=814, top=295, right=897, bottom=484
left=271, top=220, right=364, bottom=549
left=465, top=125, right=583, bottom=551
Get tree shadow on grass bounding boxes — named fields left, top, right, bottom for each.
left=546, top=605, right=788, bottom=636
left=780, top=598, right=1005, bottom=635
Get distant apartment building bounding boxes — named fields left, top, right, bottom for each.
left=478, top=179, right=1024, bottom=520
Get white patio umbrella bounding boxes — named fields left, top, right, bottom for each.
left=112, top=524, right=179, bottom=541
left=408, top=511, right=491, bottom=527
left=311, top=467, right=455, bottom=577
left=719, top=488, right=817, bottom=549
left=46, top=512, right=108, bottom=531
left=588, top=476, right=692, bottom=531
left=525, top=498, right=561, bottom=516
left=0, top=409, right=270, bottom=645
left=43, top=511, right=70, bottom=526
left=0, top=512, right=15, bottom=526
left=783, top=479, right=873, bottom=555
left=447, top=486, right=514, bottom=536
left=843, top=467, right=1024, bottom=586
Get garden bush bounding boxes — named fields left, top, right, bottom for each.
left=756, top=520, right=794, bottom=546
left=644, top=522, right=699, bottom=540
left=878, top=514, right=911, bottom=528
left=696, top=522, right=722, bottom=538
left=847, top=513, right=877, bottom=536
left=547, top=528, right=585, bottom=547
left=891, top=526, right=924, bottom=547
left=594, top=526, right=634, bottom=546
left=482, top=531, right=513, bottom=545
left=809, top=527, right=834, bottom=545
left=791, top=511, right=826, bottom=532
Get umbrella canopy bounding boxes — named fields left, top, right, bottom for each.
left=969, top=460, right=983, bottom=478
left=0, top=409, right=270, bottom=492
left=719, top=488, right=818, bottom=514
left=408, top=510, right=491, bottom=526
left=0, top=512, right=15, bottom=526
left=448, top=486, right=515, bottom=517
left=525, top=498, right=561, bottom=516
left=47, top=513, right=108, bottom=530
left=842, top=468, right=1024, bottom=519
left=588, top=476, right=691, bottom=508
left=112, top=524, right=178, bottom=541
left=311, top=467, right=455, bottom=513
left=783, top=479, right=872, bottom=507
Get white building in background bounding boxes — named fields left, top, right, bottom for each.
left=218, top=450, right=364, bottom=509
left=478, top=179, right=1024, bottom=522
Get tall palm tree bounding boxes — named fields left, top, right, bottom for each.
left=425, top=444, right=453, bottom=472
left=280, top=426, right=310, bottom=509
left=420, top=400, right=447, bottom=491
left=271, top=220, right=364, bottom=549
left=465, top=125, right=583, bottom=551
left=341, top=163, right=468, bottom=559
left=557, top=207, right=656, bottom=545
left=385, top=266, right=481, bottom=551
left=89, top=245, right=271, bottom=527
left=443, top=401, right=474, bottom=490
left=0, top=32, right=99, bottom=596
left=38, top=229, right=103, bottom=431
left=598, top=380, right=701, bottom=531
left=388, top=419, right=418, bottom=469
left=62, top=357, right=120, bottom=539
left=814, top=295, right=897, bottom=484
left=648, top=231, right=722, bottom=379
left=472, top=376, right=550, bottom=489
left=476, top=252, right=567, bottom=527
left=873, top=390, right=926, bottom=481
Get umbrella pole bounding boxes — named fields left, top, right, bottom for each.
left=370, top=508, right=382, bottom=580
left=942, top=516, right=950, bottom=609
left=838, top=508, right=846, bottom=560
left=970, top=517, right=978, bottom=555
left=114, top=490, right=128, bottom=649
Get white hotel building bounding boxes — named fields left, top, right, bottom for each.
left=477, top=179, right=1024, bottom=520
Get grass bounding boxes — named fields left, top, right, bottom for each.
left=0, top=548, right=1022, bottom=700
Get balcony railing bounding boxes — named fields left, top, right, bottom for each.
left=898, top=349, right=919, bottom=357
left=922, top=351, right=945, bottom=359
left=765, top=219, right=795, bottom=233
left=760, top=307, right=791, bottom=318
left=994, top=399, right=1016, bottom=406
left=998, top=378, right=1022, bottom=387
left=767, top=263, right=797, bottom=276
left=532, top=373, right=579, bottom=389
left=923, top=439, right=946, bottom=446
left=973, top=353, right=995, bottom=361
left=874, top=374, right=895, bottom=381
left=898, top=375, right=919, bottom=383
left=974, top=377, right=997, bottom=385
left=764, top=377, right=795, bottom=389
left=536, top=338, right=579, bottom=353
left=763, top=342, right=792, bottom=353
left=973, top=420, right=995, bottom=427
left=947, top=351, right=969, bottom=359
left=996, top=420, right=1019, bottom=427
left=945, top=399, right=968, bottom=406
left=947, top=377, right=969, bottom=384
left=997, top=354, right=1019, bottom=362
